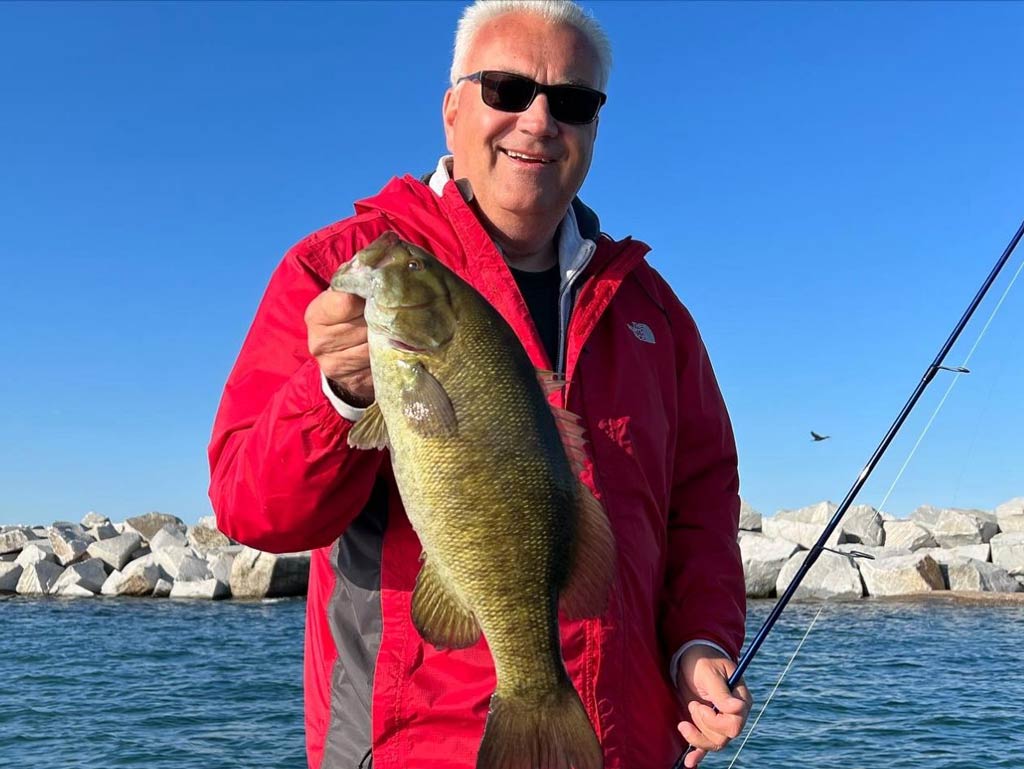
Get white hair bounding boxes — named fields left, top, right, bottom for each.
left=450, top=0, right=612, bottom=91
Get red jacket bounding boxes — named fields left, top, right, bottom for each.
left=208, top=174, right=745, bottom=769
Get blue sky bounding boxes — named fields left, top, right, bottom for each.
left=1, top=1, right=1021, bottom=527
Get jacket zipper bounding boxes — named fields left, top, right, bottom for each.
left=556, top=240, right=596, bottom=375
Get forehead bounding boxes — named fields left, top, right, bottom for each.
left=464, top=13, right=600, bottom=88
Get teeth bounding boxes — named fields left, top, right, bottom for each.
left=505, top=150, right=550, bottom=163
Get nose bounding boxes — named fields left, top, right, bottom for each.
left=517, top=92, right=559, bottom=137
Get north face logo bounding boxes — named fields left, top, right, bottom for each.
left=627, top=321, right=656, bottom=344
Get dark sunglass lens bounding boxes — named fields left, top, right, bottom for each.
left=549, top=87, right=602, bottom=124
left=481, top=72, right=535, bottom=112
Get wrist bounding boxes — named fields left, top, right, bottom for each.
left=327, top=377, right=373, bottom=409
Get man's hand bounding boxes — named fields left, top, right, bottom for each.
left=676, top=644, right=753, bottom=767
left=305, top=288, right=374, bottom=406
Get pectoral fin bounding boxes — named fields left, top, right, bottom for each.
left=400, top=362, right=458, bottom=438
left=347, top=402, right=390, bottom=450
left=411, top=556, right=481, bottom=649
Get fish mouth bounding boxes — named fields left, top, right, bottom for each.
left=368, top=322, right=429, bottom=353
left=386, top=338, right=427, bottom=353
left=375, top=301, right=434, bottom=312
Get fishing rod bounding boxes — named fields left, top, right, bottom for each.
left=673, top=217, right=1024, bottom=769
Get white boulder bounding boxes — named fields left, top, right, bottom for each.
left=16, top=561, right=65, bottom=595
left=51, top=558, right=109, bottom=594
left=930, top=509, right=999, bottom=547
left=170, top=578, right=229, bottom=600
left=100, top=563, right=162, bottom=597
left=739, top=501, right=762, bottom=532
left=230, top=547, right=310, bottom=598
left=857, top=553, right=945, bottom=596
left=946, top=558, right=1019, bottom=593
left=80, top=512, right=110, bottom=527
left=990, top=532, right=1024, bottom=576
left=775, top=550, right=863, bottom=600
left=124, top=512, right=187, bottom=542
left=49, top=525, right=92, bottom=566
left=882, top=520, right=936, bottom=551
left=206, top=549, right=239, bottom=587
left=149, top=525, right=190, bottom=551
left=995, top=497, right=1024, bottom=518
left=87, top=532, right=143, bottom=571
left=187, top=517, right=234, bottom=554
left=739, top=533, right=799, bottom=598
left=0, top=562, right=24, bottom=591
left=840, top=504, right=885, bottom=546
left=15, top=542, right=57, bottom=568
left=763, top=501, right=845, bottom=550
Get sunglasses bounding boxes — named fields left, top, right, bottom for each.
left=456, top=70, right=606, bottom=125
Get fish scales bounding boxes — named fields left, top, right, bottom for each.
left=383, top=288, right=572, bottom=688
left=330, top=232, right=614, bottom=769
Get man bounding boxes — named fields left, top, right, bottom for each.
left=208, top=2, right=751, bottom=767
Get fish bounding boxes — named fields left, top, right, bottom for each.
left=330, top=231, right=615, bottom=769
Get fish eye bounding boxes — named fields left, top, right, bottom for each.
left=407, top=259, right=423, bottom=272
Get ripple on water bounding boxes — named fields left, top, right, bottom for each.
left=1, top=596, right=1023, bottom=768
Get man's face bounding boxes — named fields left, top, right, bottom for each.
left=443, top=13, right=601, bottom=230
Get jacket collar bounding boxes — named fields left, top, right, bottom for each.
left=426, top=155, right=599, bottom=290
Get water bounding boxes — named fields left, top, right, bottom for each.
left=1, top=595, right=1022, bottom=768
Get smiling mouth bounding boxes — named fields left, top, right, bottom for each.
left=501, top=148, right=555, bottom=165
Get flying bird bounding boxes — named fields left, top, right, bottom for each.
left=810, top=431, right=831, bottom=442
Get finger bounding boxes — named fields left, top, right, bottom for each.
left=732, top=680, right=754, bottom=713
left=684, top=747, right=706, bottom=768
left=317, top=343, right=373, bottom=381
left=309, top=327, right=370, bottom=361
left=306, top=289, right=366, bottom=326
left=697, top=664, right=740, bottom=706
left=688, top=700, right=741, bottom=748
left=677, top=723, right=709, bottom=767
left=678, top=719, right=715, bottom=760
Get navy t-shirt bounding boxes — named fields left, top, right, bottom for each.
left=509, top=264, right=561, bottom=368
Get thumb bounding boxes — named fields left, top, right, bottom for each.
left=696, top=666, right=744, bottom=713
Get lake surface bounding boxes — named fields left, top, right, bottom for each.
left=1, top=595, right=1021, bottom=768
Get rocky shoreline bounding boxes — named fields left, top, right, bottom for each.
left=740, top=497, right=1024, bottom=599
left=2, top=497, right=1023, bottom=601
left=0, top=512, right=308, bottom=600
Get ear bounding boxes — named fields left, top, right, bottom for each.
left=442, top=87, right=458, bottom=153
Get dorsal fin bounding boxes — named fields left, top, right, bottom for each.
left=550, top=404, right=588, bottom=477
left=544, top=393, right=616, bottom=619
left=560, top=479, right=615, bottom=619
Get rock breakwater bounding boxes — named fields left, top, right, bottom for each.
left=2, top=497, right=1022, bottom=600
left=741, top=497, right=1024, bottom=599
left=0, top=512, right=308, bottom=600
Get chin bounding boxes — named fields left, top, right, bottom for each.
left=500, top=190, right=567, bottom=216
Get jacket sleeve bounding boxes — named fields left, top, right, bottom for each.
left=658, top=299, right=746, bottom=662
left=207, top=217, right=389, bottom=553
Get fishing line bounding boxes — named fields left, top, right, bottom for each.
left=672, top=219, right=1023, bottom=769
left=728, top=246, right=1024, bottom=765
left=724, top=606, right=824, bottom=769
left=742, top=250, right=1024, bottom=750
left=951, top=353, right=1008, bottom=509
left=873, top=251, right=1024, bottom=516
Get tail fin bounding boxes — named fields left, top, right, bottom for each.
left=476, top=683, right=603, bottom=769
